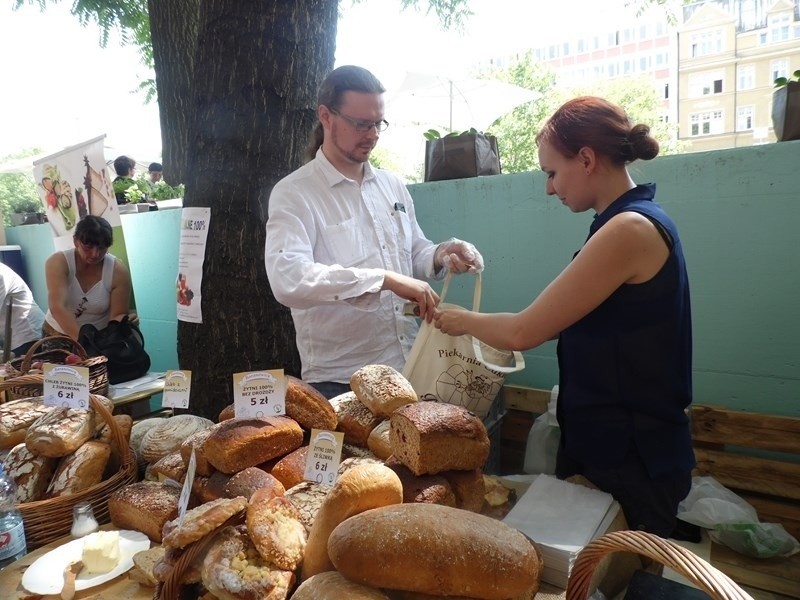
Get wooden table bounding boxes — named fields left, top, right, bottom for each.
left=0, top=529, right=152, bottom=600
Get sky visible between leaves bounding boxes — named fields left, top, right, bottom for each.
left=0, top=0, right=632, bottom=164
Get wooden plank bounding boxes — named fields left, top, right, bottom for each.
left=710, top=542, right=800, bottom=599
left=743, top=495, right=800, bottom=541
left=691, top=405, right=800, bottom=454
left=503, top=385, right=550, bottom=415
left=694, top=447, right=800, bottom=501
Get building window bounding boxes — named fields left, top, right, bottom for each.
left=689, top=71, right=724, bottom=97
left=690, top=111, right=724, bottom=136
left=608, top=62, right=619, bottom=77
left=577, top=38, right=585, bottom=53
left=737, top=106, right=754, bottom=131
left=690, top=29, right=723, bottom=57
left=772, top=58, right=789, bottom=81
left=769, top=13, right=791, bottom=43
left=563, top=42, right=570, bottom=56
left=664, top=83, right=669, bottom=99
left=737, top=65, right=755, bottom=90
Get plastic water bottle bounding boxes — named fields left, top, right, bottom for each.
left=0, top=465, right=27, bottom=569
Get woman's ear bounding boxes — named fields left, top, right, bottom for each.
left=578, top=146, right=596, bottom=173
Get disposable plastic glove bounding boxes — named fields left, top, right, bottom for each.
left=435, top=238, right=484, bottom=273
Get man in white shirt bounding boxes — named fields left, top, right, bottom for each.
left=0, top=262, right=45, bottom=356
left=265, top=65, right=483, bottom=398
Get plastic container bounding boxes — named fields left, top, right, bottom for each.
left=0, top=464, right=27, bottom=568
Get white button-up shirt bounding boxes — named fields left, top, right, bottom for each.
left=265, top=149, right=439, bottom=383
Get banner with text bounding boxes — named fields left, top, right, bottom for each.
left=177, top=207, right=211, bottom=323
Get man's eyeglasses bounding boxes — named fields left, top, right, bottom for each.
left=329, top=108, right=389, bottom=133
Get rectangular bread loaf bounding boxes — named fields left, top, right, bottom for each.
left=389, top=402, right=489, bottom=475
left=203, top=416, right=303, bottom=474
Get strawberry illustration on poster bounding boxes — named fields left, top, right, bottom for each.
left=177, top=207, right=211, bottom=323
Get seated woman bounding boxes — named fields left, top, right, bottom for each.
left=44, top=215, right=135, bottom=340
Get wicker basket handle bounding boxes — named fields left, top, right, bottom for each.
left=19, top=335, right=90, bottom=373
left=566, top=530, right=754, bottom=600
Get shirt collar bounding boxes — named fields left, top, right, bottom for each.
left=315, top=148, right=376, bottom=187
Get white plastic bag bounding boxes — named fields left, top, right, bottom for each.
left=677, top=476, right=800, bottom=558
left=523, top=385, right=560, bottom=475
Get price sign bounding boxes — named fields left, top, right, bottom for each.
left=304, top=429, right=344, bottom=486
left=43, top=363, right=90, bottom=409
left=162, top=370, right=192, bottom=409
left=177, top=448, right=197, bottom=529
left=232, top=369, right=285, bottom=418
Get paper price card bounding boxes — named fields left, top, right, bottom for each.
left=304, top=429, right=344, bottom=486
left=232, top=369, right=286, bottom=419
left=43, top=363, right=90, bottom=409
left=177, top=448, right=197, bottom=529
left=163, top=370, right=192, bottom=409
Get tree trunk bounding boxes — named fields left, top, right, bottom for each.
left=177, top=0, right=337, bottom=420
left=147, top=0, right=200, bottom=186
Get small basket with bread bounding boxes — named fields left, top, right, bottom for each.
left=3, top=393, right=137, bottom=549
left=2, top=335, right=109, bottom=401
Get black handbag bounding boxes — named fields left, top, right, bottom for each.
left=78, top=316, right=151, bottom=384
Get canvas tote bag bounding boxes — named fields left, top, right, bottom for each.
left=402, top=272, right=524, bottom=419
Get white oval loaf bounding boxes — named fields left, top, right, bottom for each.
left=328, top=503, right=543, bottom=600
left=140, top=414, right=213, bottom=464
left=350, top=364, right=417, bottom=418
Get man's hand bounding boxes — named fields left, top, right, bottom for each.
left=382, top=272, right=440, bottom=322
left=435, top=238, right=484, bottom=273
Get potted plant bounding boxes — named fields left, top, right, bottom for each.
left=772, top=70, right=800, bottom=142
left=7, top=195, right=46, bottom=226
left=422, top=128, right=501, bottom=182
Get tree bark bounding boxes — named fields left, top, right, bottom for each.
left=177, top=0, right=337, bottom=420
left=147, top=0, right=200, bottom=186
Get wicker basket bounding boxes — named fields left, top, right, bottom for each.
left=566, top=530, right=754, bottom=600
left=2, top=335, right=108, bottom=400
left=15, top=394, right=137, bottom=550
left=155, top=511, right=247, bottom=600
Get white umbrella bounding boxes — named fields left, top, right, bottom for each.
left=385, top=71, right=540, bottom=133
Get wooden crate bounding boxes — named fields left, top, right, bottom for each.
left=498, top=385, right=550, bottom=474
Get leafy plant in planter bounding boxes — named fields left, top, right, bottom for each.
left=772, top=70, right=800, bottom=142
left=422, top=128, right=501, bottom=182
left=7, top=194, right=46, bottom=226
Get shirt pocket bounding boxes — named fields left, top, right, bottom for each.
left=392, top=210, right=413, bottom=260
left=323, top=219, right=369, bottom=267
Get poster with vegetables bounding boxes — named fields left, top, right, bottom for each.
left=33, top=135, right=120, bottom=250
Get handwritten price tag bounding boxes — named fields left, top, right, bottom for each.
left=43, top=363, right=90, bottom=409
left=232, top=369, right=285, bottom=418
left=163, top=370, right=192, bottom=409
left=304, top=429, right=344, bottom=486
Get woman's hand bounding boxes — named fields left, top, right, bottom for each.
left=433, top=305, right=470, bottom=336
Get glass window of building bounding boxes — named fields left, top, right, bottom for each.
left=737, top=65, right=755, bottom=90
left=736, top=106, right=754, bottom=131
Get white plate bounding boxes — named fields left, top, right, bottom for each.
left=21, top=530, right=150, bottom=595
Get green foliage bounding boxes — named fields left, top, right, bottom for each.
left=149, top=181, right=185, bottom=201
left=423, top=128, right=479, bottom=140
left=350, top=0, right=472, bottom=31
left=775, top=70, right=800, bottom=88
left=0, top=149, right=44, bottom=226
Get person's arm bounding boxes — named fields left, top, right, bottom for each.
left=45, top=252, right=81, bottom=339
left=434, top=211, right=669, bottom=350
left=108, top=258, right=132, bottom=322
left=381, top=271, right=440, bottom=323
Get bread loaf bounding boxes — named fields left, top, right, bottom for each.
left=367, top=419, right=393, bottom=460
left=46, top=440, right=111, bottom=497
left=218, top=403, right=235, bottom=422
left=302, top=462, right=403, bottom=580
left=0, top=397, right=52, bottom=450
left=284, top=481, right=330, bottom=531
left=390, top=402, right=489, bottom=475
left=223, top=467, right=282, bottom=501
left=193, top=470, right=230, bottom=503
left=96, top=413, right=133, bottom=474
left=140, top=414, right=213, bottom=464
left=350, top=364, right=417, bottom=417
left=179, top=426, right=215, bottom=477
left=441, top=468, right=485, bottom=512
left=246, top=495, right=307, bottom=570
left=384, top=456, right=456, bottom=506
left=148, top=451, right=187, bottom=484
left=270, top=445, right=309, bottom=490
left=285, top=375, right=337, bottom=431
left=161, top=496, right=247, bottom=549
left=130, top=417, right=167, bottom=472
left=153, top=546, right=203, bottom=585
left=328, top=503, right=543, bottom=599
left=201, top=525, right=294, bottom=600
left=108, top=481, right=183, bottom=542
left=130, top=546, right=165, bottom=587
left=291, top=571, right=391, bottom=600
left=203, top=416, right=303, bottom=474
left=3, top=442, right=57, bottom=503
left=330, top=391, right=382, bottom=446
left=25, top=396, right=113, bottom=458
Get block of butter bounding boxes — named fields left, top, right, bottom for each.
left=81, top=530, right=121, bottom=574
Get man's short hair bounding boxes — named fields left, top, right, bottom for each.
left=148, top=162, right=163, bottom=172
left=113, top=155, right=136, bottom=177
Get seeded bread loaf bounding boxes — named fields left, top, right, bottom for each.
left=328, top=503, right=543, bottom=599
left=350, top=364, right=418, bottom=418
left=330, top=391, right=382, bottom=447
left=389, top=402, right=489, bottom=475
left=203, top=416, right=303, bottom=474
left=46, top=440, right=111, bottom=497
left=3, top=442, right=57, bottom=503
left=284, top=481, right=330, bottom=531
left=108, top=481, right=183, bottom=542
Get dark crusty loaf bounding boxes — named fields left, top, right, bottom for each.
left=270, top=445, right=309, bottom=490
left=330, top=391, right=382, bottom=447
left=350, top=364, right=418, bottom=418
left=109, top=480, right=184, bottom=542
left=384, top=455, right=456, bottom=506
left=441, top=468, right=485, bottom=512
left=148, top=451, right=187, bottom=484
left=223, top=466, right=282, bottom=501
left=203, top=416, right=304, bottom=474
left=389, top=402, right=489, bottom=475
left=328, top=503, right=543, bottom=599
left=179, top=426, right=215, bottom=477
left=3, top=442, right=57, bottom=502
left=285, top=375, right=337, bottom=431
